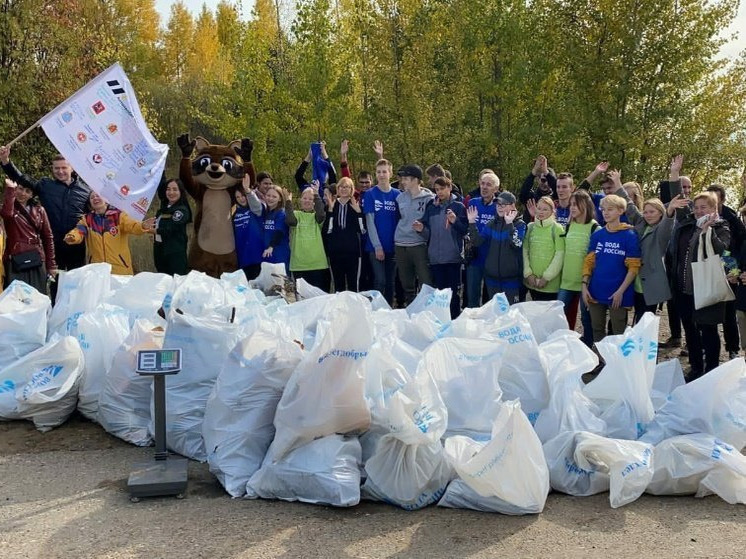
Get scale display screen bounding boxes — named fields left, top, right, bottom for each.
left=136, top=349, right=182, bottom=374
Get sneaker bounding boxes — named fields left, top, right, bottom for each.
left=659, top=337, right=682, bottom=349
left=729, top=351, right=740, bottom=360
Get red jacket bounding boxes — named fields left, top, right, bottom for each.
left=1, top=185, right=56, bottom=272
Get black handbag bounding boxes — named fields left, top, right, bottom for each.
left=11, top=249, right=42, bottom=272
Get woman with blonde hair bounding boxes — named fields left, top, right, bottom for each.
left=261, top=184, right=292, bottom=273
left=610, top=170, right=688, bottom=323
left=523, top=196, right=565, bottom=301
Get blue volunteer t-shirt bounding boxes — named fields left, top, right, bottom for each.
left=233, top=205, right=264, bottom=267
left=363, top=186, right=400, bottom=253
left=467, top=197, right=497, bottom=267
left=555, top=203, right=571, bottom=228
left=587, top=227, right=641, bottom=307
left=262, top=207, right=290, bottom=267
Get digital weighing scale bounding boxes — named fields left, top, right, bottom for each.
left=127, top=348, right=189, bottom=502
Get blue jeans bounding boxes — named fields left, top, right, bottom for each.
left=558, top=288, right=593, bottom=347
left=369, top=251, right=396, bottom=305
left=465, top=264, right=485, bottom=308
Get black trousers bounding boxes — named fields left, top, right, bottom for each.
left=293, top=269, right=331, bottom=293
left=430, top=263, right=462, bottom=319
left=675, top=291, right=720, bottom=380
left=529, top=289, right=557, bottom=301
left=723, top=300, right=740, bottom=353
left=329, top=254, right=360, bottom=292
left=634, top=292, right=657, bottom=324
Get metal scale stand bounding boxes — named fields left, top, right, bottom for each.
left=127, top=348, right=188, bottom=502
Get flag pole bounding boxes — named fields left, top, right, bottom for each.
left=5, top=119, right=43, bottom=148
left=4, top=61, right=122, bottom=149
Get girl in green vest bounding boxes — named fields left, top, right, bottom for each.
left=558, top=190, right=599, bottom=346
left=523, top=196, right=565, bottom=301
left=288, top=184, right=330, bottom=292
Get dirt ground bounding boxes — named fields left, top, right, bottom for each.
left=1, top=308, right=744, bottom=559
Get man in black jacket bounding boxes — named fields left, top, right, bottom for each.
left=0, top=145, right=91, bottom=286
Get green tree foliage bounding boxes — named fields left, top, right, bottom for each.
left=1, top=0, right=745, bottom=196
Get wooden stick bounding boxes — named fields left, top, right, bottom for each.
left=4, top=119, right=42, bottom=148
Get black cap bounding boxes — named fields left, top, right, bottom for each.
left=397, top=164, right=423, bottom=180
left=497, top=191, right=516, bottom=205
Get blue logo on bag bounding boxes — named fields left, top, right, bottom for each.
left=620, top=339, right=636, bottom=357
left=0, top=380, right=15, bottom=393
left=648, top=341, right=658, bottom=360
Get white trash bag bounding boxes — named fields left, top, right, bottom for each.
left=97, top=319, right=164, bottom=446
left=295, top=278, right=327, bottom=300
left=250, top=262, right=287, bottom=292
left=0, top=336, right=84, bottom=432
left=583, top=312, right=659, bottom=439
left=161, top=311, right=240, bottom=461
left=422, top=337, right=506, bottom=438
left=493, top=309, right=549, bottom=423
left=246, top=435, right=362, bottom=507
left=264, top=293, right=373, bottom=463
left=438, top=400, right=550, bottom=514
left=363, top=435, right=454, bottom=510
left=0, top=280, right=51, bottom=369
left=406, top=285, right=452, bottom=324
left=74, top=305, right=131, bottom=421
left=650, top=358, right=685, bottom=411
left=533, top=330, right=605, bottom=443
left=105, top=272, right=173, bottom=325
left=512, top=300, right=568, bottom=344
left=647, top=433, right=746, bottom=504
left=543, top=431, right=654, bottom=508
left=203, top=327, right=304, bottom=497
left=640, top=358, right=746, bottom=450
left=48, top=263, right=112, bottom=337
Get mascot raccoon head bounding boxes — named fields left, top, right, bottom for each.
left=191, top=137, right=245, bottom=190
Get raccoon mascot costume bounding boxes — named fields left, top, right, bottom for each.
left=177, top=133, right=255, bottom=277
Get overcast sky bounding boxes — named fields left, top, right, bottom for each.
left=154, top=0, right=745, bottom=61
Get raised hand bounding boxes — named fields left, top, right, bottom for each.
left=504, top=209, right=518, bottom=224
left=242, top=174, right=252, bottom=191
left=595, top=161, right=609, bottom=174
left=467, top=205, right=479, bottom=224
left=373, top=140, right=384, bottom=159
left=538, top=155, right=548, bottom=175
left=320, top=141, right=329, bottom=159
left=608, top=169, right=622, bottom=188
left=284, top=187, right=293, bottom=202
left=670, top=154, right=684, bottom=176
left=311, top=180, right=320, bottom=194
left=0, top=145, right=10, bottom=165
left=4, top=178, right=16, bottom=189
left=236, top=138, right=254, bottom=161
left=177, top=133, right=196, bottom=157
left=340, top=139, right=349, bottom=159
left=350, top=197, right=361, bottom=213
left=526, top=198, right=536, bottom=218
left=446, top=208, right=457, bottom=224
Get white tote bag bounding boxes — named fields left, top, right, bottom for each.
left=692, top=227, right=735, bottom=310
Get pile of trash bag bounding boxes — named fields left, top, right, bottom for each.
left=1, top=264, right=745, bottom=513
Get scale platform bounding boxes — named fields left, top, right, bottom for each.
left=128, top=457, right=189, bottom=501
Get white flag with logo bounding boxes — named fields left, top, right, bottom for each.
left=39, top=62, right=168, bottom=220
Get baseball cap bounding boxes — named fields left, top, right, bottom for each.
left=397, top=164, right=423, bottom=180
left=497, top=191, right=516, bottom=205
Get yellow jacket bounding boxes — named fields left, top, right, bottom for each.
left=66, top=208, right=148, bottom=275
